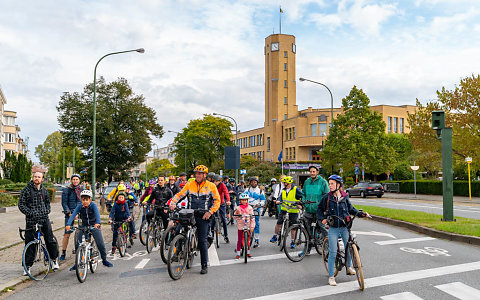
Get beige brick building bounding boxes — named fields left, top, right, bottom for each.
left=236, top=33, right=416, bottom=163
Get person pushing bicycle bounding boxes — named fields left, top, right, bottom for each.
left=317, top=175, right=370, bottom=286
left=65, top=190, right=113, bottom=270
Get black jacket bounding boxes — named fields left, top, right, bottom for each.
left=148, top=185, right=173, bottom=207
left=18, top=181, right=51, bottom=226
left=168, top=184, right=180, bottom=196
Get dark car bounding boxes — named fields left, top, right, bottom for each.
left=101, top=182, right=119, bottom=212
left=346, top=182, right=384, bottom=198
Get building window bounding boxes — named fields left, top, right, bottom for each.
left=284, top=114, right=287, bottom=120
left=284, top=63, right=287, bottom=70
left=4, top=133, right=15, bottom=143
left=251, top=136, right=256, bottom=147
left=284, top=97, right=287, bottom=104
left=257, top=151, right=263, bottom=160
left=244, top=137, right=248, bottom=148
left=319, top=123, right=328, bottom=136
left=311, top=124, right=317, bottom=136
left=284, top=51, right=287, bottom=57
left=284, top=80, right=287, bottom=88
left=293, top=127, right=296, bottom=139
left=388, top=117, right=392, bottom=133
left=293, top=147, right=296, bottom=160
left=267, top=137, right=270, bottom=152
left=258, top=134, right=263, bottom=146
left=400, top=118, right=404, bottom=134
left=394, top=117, right=398, bottom=133
left=3, top=116, right=15, bottom=126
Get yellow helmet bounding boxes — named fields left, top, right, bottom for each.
left=194, top=165, right=209, bottom=173
left=117, top=184, right=126, bottom=191
left=282, top=176, right=294, bottom=184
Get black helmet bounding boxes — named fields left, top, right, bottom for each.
left=223, top=175, right=229, bottom=180
left=207, top=172, right=215, bottom=179
left=179, top=172, right=187, bottom=177
left=248, top=176, right=259, bottom=183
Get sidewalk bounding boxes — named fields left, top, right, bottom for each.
left=383, top=192, right=480, bottom=205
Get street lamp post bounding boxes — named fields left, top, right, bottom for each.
left=213, top=113, right=239, bottom=186
left=299, top=77, right=334, bottom=127
left=92, top=48, right=144, bottom=200
left=410, top=162, right=420, bottom=199
left=168, top=130, right=187, bottom=174
left=466, top=157, right=473, bottom=201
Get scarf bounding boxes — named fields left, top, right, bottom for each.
left=70, top=183, right=82, bottom=201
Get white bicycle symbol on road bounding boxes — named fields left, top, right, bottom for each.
left=106, top=250, right=149, bottom=261
left=400, top=246, right=451, bottom=257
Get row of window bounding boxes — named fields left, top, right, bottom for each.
left=285, top=147, right=296, bottom=160
left=3, top=116, right=15, bottom=126
left=285, top=127, right=296, bottom=141
left=238, top=134, right=264, bottom=149
left=311, top=123, right=328, bottom=136
left=4, top=133, right=15, bottom=143
left=387, top=117, right=404, bottom=134
left=242, top=151, right=264, bottom=160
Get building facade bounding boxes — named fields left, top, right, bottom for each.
left=236, top=33, right=416, bottom=162
left=153, top=143, right=176, bottom=165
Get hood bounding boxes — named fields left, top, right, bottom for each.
left=328, top=190, right=348, bottom=198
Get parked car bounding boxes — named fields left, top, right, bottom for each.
left=346, top=182, right=384, bottom=198
left=101, top=182, right=119, bottom=212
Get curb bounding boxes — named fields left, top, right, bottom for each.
left=371, top=215, right=480, bottom=246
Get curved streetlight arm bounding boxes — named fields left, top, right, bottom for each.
left=299, top=77, right=334, bottom=126
left=212, top=112, right=239, bottom=186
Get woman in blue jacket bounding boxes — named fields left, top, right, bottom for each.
left=317, top=175, right=370, bottom=287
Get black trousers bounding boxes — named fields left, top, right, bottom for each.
left=146, top=207, right=169, bottom=230
left=24, top=220, right=59, bottom=267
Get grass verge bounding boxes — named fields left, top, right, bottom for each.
left=357, top=205, right=480, bottom=237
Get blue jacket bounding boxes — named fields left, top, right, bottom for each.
left=67, top=202, right=101, bottom=227
left=316, top=191, right=361, bottom=228
left=109, top=201, right=131, bottom=221
left=61, top=185, right=83, bottom=212
left=127, top=192, right=138, bottom=205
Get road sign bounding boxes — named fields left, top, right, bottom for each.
left=240, top=169, right=247, bottom=175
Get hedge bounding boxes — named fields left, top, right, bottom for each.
left=382, top=180, right=480, bottom=197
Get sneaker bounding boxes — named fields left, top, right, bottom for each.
left=299, top=250, right=311, bottom=257
left=224, top=237, right=230, bottom=244
left=235, top=255, right=240, bottom=259
left=253, top=239, right=259, bottom=248
left=328, top=277, right=337, bottom=286
left=290, top=241, right=296, bottom=249
left=52, top=259, right=60, bottom=270
left=200, top=266, right=208, bottom=274
left=23, top=267, right=30, bottom=276
left=59, top=254, right=66, bottom=261
left=103, top=260, right=113, bottom=267
left=111, top=246, right=116, bottom=254
left=347, top=267, right=356, bottom=275
left=247, top=254, right=252, bottom=258
left=69, top=265, right=76, bottom=271
left=269, top=235, right=278, bottom=243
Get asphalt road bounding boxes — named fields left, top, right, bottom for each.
left=351, top=196, right=480, bottom=219
left=5, top=214, right=480, bottom=300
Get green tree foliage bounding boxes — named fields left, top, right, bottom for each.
left=211, top=155, right=281, bottom=183
left=57, top=77, right=164, bottom=180
left=34, top=131, right=62, bottom=170
left=385, top=133, right=414, bottom=180
left=320, top=86, right=396, bottom=179
left=172, top=115, right=233, bottom=173
left=145, top=159, right=175, bottom=178
left=1, top=152, right=33, bottom=183
left=51, top=146, right=85, bottom=181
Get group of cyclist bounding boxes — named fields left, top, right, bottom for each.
left=19, top=163, right=370, bottom=286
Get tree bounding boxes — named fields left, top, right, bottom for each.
left=172, top=114, right=234, bottom=173
left=320, top=86, right=396, bottom=180
left=145, top=159, right=175, bottom=178
left=34, top=131, right=62, bottom=171
left=57, top=77, right=164, bottom=180
left=385, top=133, right=414, bottom=180
left=1, top=152, right=33, bottom=182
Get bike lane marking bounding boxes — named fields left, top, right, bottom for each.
left=244, top=261, right=480, bottom=300
left=381, top=292, right=424, bottom=300
left=352, top=231, right=396, bottom=239
left=435, top=282, right=480, bottom=299
left=208, top=244, right=221, bottom=266
left=375, top=237, right=435, bottom=245
left=135, top=258, right=150, bottom=269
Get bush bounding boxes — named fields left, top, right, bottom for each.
left=382, top=180, right=480, bottom=197
left=46, top=188, right=56, bottom=201
left=0, top=179, right=13, bottom=185
left=0, top=192, right=18, bottom=207
left=345, top=177, right=355, bottom=188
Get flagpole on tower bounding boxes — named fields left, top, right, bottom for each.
left=279, top=6, right=282, bottom=34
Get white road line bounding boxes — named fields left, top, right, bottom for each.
left=381, top=292, right=424, bottom=300
left=134, top=258, right=150, bottom=269
left=208, top=245, right=221, bottom=266
left=220, top=253, right=286, bottom=266
left=375, top=237, right=436, bottom=245
left=352, top=231, right=396, bottom=239
left=435, top=282, right=480, bottom=299
left=244, top=261, right=480, bottom=300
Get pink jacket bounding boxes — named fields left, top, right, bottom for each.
left=234, top=205, right=255, bottom=231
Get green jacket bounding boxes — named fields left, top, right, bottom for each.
left=302, top=176, right=329, bottom=214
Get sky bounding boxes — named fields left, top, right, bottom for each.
left=1, top=0, right=480, bottom=162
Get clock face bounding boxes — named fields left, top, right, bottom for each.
left=292, top=43, right=296, bottom=53
left=271, top=42, right=279, bottom=51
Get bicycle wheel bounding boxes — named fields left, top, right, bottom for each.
left=160, top=226, right=176, bottom=264
left=22, top=241, right=50, bottom=281
left=314, top=229, right=324, bottom=256
left=283, top=225, right=308, bottom=262
left=187, top=231, right=197, bottom=269
left=350, top=243, right=365, bottom=290
left=75, top=245, right=88, bottom=283
left=215, top=219, right=220, bottom=249
left=279, top=221, right=288, bottom=251
left=243, top=231, right=248, bottom=264
left=117, top=232, right=126, bottom=257
left=139, top=220, right=148, bottom=246
left=146, top=224, right=154, bottom=253
left=167, top=234, right=187, bottom=280
left=155, top=222, right=163, bottom=248
left=89, top=242, right=99, bottom=273
left=321, top=237, right=329, bottom=274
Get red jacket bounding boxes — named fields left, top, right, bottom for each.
left=216, top=182, right=230, bottom=205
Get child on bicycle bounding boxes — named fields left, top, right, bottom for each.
left=317, top=175, right=370, bottom=286
left=66, top=189, right=113, bottom=270
left=234, top=192, right=255, bottom=259
left=109, top=192, right=132, bottom=254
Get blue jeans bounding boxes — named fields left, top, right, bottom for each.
left=254, top=208, right=260, bottom=240
left=327, top=226, right=352, bottom=277
left=75, top=227, right=107, bottom=261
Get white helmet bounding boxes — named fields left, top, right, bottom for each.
left=80, top=189, right=92, bottom=199
left=270, top=178, right=277, bottom=182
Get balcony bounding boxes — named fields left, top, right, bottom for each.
left=295, top=135, right=326, bottom=147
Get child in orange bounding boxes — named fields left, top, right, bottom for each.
left=234, top=192, right=255, bottom=259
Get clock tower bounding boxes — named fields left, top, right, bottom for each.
left=264, top=34, right=297, bottom=161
